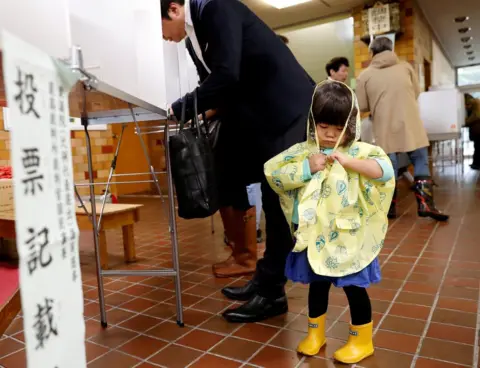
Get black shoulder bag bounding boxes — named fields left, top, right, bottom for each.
left=168, top=91, right=219, bottom=219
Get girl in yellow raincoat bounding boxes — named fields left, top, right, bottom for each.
left=264, top=80, right=395, bottom=364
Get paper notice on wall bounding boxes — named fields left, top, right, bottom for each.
left=367, top=5, right=391, bottom=36
left=1, top=30, right=86, bottom=368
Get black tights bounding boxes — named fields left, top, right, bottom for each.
left=308, top=281, right=372, bottom=326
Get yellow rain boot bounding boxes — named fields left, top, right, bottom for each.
left=297, top=314, right=327, bottom=356
left=333, top=322, right=374, bottom=364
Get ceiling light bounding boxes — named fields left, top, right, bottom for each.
left=464, top=44, right=472, bottom=49
left=459, top=27, right=472, bottom=33
left=454, top=16, right=469, bottom=23
left=263, top=0, right=311, bottom=9
left=468, top=56, right=476, bottom=61
left=461, top=36, right=473, bottom=43
left=466, top=51, right=474, bottom=55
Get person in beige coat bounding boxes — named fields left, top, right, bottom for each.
left=356, top=37, right=448, bottom=222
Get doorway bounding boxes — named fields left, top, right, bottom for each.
left=424, top=59, right=432, bottom=92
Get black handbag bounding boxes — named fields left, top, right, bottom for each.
left=168, top=91, right=219, bottom=219
left=201, top=117, right=222, bottom=150
left=197, top=109, right=222, bottom=150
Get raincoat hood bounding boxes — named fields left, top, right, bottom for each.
left=307, top=80, right=362, bottom=151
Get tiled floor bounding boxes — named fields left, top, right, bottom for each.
left=1, top=167, right=480, bottom=368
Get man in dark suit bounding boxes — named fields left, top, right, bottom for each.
left=162, top=0, right=315, bottom=323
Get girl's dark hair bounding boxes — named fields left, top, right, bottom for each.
left=310, top=82, right=357, bottom=146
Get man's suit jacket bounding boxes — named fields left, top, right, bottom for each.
left=173, top=0, right=314, bottom=182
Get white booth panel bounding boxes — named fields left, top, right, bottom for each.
left=418, top=89, right=465, bottom=135
left=0, top=0, right=71, bottom=59
left=134, top=1, right=167, bottom=108
left=163, top=41, right=191, bottom=104
left=69, top=0, right=184, bottom=109
left=69, top=0, right=138, bottom=97
left=186, top=49, right=200, bottom=92
left=177, top=41, right=193, bottom=96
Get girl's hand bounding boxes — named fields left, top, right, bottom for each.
left=328, top=151, right=351, bottom=167
left=309, top=154, right=327, bottom=174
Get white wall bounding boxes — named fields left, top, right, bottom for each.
left=431, top=39, right=455, bottom=88
left=277, top=16, right=355, bottom=85
left=0, top=0, right=71, bottom=59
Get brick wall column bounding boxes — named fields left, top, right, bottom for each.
left=353, top=0, right=417, bottom=79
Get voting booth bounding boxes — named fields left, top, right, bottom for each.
left=418, top=88, right=466, bottom=173
left=418, top=88, right=465, bottom=136
left=0, top=1, right=191, bottom=366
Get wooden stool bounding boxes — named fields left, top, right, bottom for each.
left=0, top=275, right=20, bottom=336
left=76, top=203, right=143, bottom=269
left=0, top=212, right=21, bottom=335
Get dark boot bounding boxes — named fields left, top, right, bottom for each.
left=256, top=229, right=263, bottom=243
left=414, top=177, right=449, bottom=222
left=222, top=279, right=259, bottom=301
left=213, top=207, right=257, bottom=278
left=222, top=294, right=288, bottom=323
left=388, top=188, right=397, bottom=219
left=220, top=207, right=235, bottom=247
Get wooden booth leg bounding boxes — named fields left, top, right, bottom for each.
left=98, top=230, right=109, bottom=269
left=122, top=224, right=136, bottom=263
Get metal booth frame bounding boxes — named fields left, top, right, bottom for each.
left=67, top=47, right=185, bottom=328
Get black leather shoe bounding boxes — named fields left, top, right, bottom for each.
left=222, top=279, right=259, bottom=301
left=256, top=229, right=263, bottom=243
left=222, top=294, right=288, bottom=323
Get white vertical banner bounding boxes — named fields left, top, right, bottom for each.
left=2, top=30, right=86, bottom=368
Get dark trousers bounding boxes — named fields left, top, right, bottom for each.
left=254, top=115, right=307, bottom=299
left=473, top=139, right=480, bottom=166
left=308, top=281, right=372, bottom=325
left=255, top=179, right=293, bottom=298
left=217, top=181, right=251, bottom=211
left=215, top=126, right=252, bottom=211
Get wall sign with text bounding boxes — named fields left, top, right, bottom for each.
left=2, top=30, right=87, bottom=368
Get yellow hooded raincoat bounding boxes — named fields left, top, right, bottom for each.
left=264, top=82, right=395, bottom=278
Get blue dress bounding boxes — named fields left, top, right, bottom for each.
left=284, top=148, right=392, bottom=288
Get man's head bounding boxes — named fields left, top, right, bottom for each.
left=370, top=37, right=393, bottom=57
left=161, top=0, right=187, bottom=43
left=465, top=93, right=475, bottom=112
left=325, top=57, right=349, bottom=83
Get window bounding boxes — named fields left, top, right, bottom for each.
left=457, top=65, right=480, bottom=86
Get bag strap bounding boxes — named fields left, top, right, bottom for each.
left=179, top=92, right=189, bottom=131
left=179, top=91, right=203, bottom=137
left=192, top=90, right=202, bottom=137
left=201, top=111, right=211, bottom=140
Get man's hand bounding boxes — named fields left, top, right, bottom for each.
left=309, top=154, right=327, bottom=174
left=167, top=105, right=176, bottom=121
left=328, top=151, right=351, bottom=167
